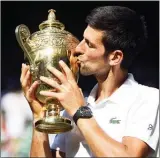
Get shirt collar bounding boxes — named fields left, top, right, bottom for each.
left=86, top=73, right=139, bottom=109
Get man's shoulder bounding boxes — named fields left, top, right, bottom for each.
left=137, top=84, right=159, bottom=98
left=136, top=84, right=159, bottom=109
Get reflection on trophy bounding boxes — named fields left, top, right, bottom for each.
left=15, top=9, right=79, bottom=134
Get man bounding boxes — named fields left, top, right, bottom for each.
left=20, top=6, right=159, bottom=157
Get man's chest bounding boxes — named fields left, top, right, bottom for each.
left=92, top=104, right=129, bottom=142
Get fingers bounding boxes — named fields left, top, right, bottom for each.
left=47, top=65, right=66, bottom=83
left=20, top=63, right=29, bottom=83
left=21, top=70, right=31, bottom=89
left=27, top=81, right=40, bottom=101
left=40, top=91, right=60, bottom=99
left=20, top=64, right=31, bottom=90
left=59, top=60, right=75, bottom=82
left=40, top=76, right=63, bottom=91
left=47, top=60, right=76, bottom=85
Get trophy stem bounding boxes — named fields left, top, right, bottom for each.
left=47, top=104, right=60, bottom=117
left=35, top=104, right=73, bottom=134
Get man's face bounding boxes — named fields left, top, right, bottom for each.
left=75, top=25, right=110, bottom=77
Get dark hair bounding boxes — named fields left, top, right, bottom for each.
left=86, top=6, right=148, bottom=70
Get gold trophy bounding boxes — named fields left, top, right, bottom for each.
left=15, top=9, right=79, bottom=134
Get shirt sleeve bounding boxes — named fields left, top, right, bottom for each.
left=123, top=89, right=159, bottom=151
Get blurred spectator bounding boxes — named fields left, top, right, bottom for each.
left=1, top=87, right=33, bottom=157
left=1, top=110, right=10, bottom=157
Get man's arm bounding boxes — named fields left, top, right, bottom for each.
left=77, top=117, right=149, bottom=157
left=30, top=128, right=66, bottom=158
left=30, top=128, right=52, bottom=157
left=20, top=64, right=65, bottom=157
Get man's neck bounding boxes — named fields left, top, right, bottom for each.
left=95, top=67, right=128, bottom=103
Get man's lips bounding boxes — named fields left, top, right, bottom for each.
left=77, top=60, right=81, bottom=63
left=76, top=60, right=81, bottom=67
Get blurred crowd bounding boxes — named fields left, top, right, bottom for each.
left=1, top=89, right=33, bottom=157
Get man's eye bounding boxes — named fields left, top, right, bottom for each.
left=84, top=39, right=94, bottom=48
left=88, top=42, right=93, bottom=48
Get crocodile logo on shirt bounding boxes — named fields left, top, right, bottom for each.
left=109, top=117, right=121, bottom=124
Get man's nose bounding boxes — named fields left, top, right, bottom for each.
left=74, top=40, right=84, bottom=56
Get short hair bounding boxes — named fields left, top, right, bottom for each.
left=86, top=6, right=148, bottom=70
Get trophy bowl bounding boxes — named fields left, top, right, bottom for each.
left=15, top=9, right=79, bottom=134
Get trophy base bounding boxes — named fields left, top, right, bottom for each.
left=35, top=116, right=73, bottom=134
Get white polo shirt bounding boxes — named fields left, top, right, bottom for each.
left=50, top=74, right=159, bottom=157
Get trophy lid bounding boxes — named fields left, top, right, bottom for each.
left=39, top=9, right=65, bottom=30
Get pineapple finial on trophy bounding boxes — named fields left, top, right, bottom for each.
left=48, top=9, right=56, bottom=21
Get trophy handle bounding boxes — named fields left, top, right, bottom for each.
left=15, top=24, right=32, bottom=63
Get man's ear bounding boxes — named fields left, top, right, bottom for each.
left=109, top=50, right=123, bottom=66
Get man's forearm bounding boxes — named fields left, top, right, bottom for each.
left=77, top=117, right=132, bottom=157
left=30, top=128, right=53, bottom=157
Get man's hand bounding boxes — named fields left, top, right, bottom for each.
left=39, top=60, right=85, bottom=116
left=20, top=63, right=44, bottom=120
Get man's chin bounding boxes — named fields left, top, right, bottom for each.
left=80, top=69, right=92, bottom=76
left=80, top=73, right=90, bottom=76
